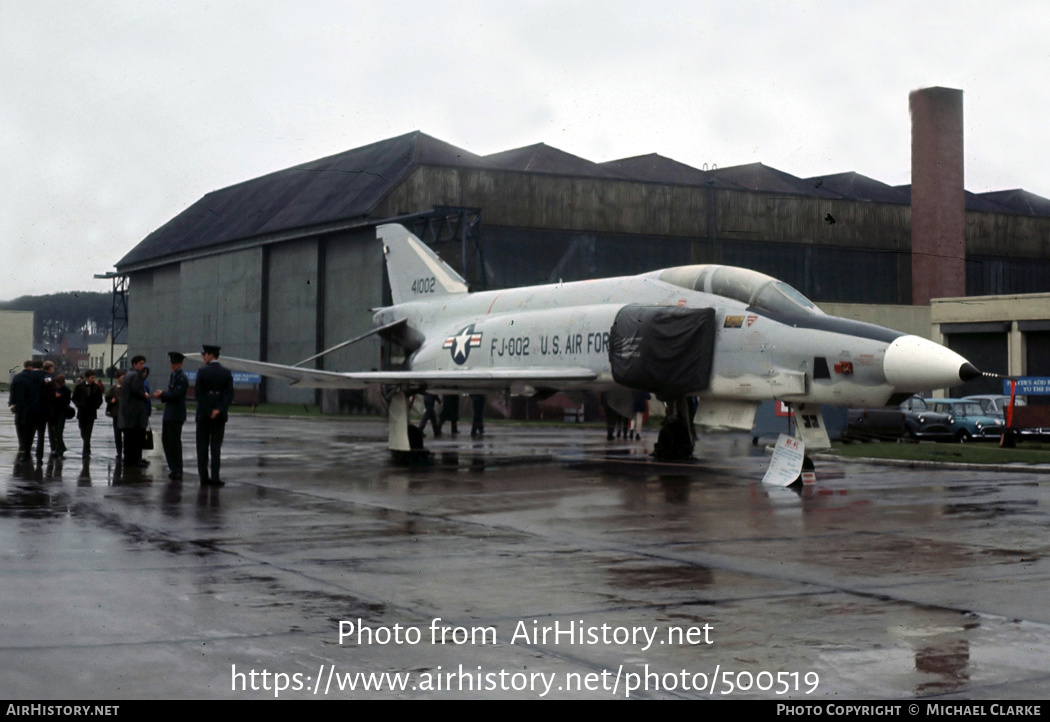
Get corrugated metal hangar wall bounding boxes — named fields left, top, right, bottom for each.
left=123, top=227, right=383, bottom=404
left=374, top=165, right=915, bottom=304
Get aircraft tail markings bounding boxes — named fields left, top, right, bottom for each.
left=379, top=224, right=468, bottom=305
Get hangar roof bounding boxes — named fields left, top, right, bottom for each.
left=117, top=131, right=490, bottom=269
left=599, top=153, right=744, bottom=189
left=707, top=163, right=841, bottom=198
left=805, top=172, right=911, bottom=204
left=485, top=143, right=624, bottom=177
left=863, top=183, right=1050, bottom=216
left=117, top=131, right=1050, bottom=272
left=978, top=189, right=1050, bottom=216
left=965, top=191, right=1013, bottom=214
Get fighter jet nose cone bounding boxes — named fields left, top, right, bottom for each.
left=884, top=335, right=975, bottom=392
left=959, top=362, right=981, bottom=382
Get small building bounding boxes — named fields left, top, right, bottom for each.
left=87, top=330, right=128, bottom=376
left=59, top=332, right=91, bottom=371
left=0, top=311, right=34, bottom=380
left=932, top=293, right=1050, bottom=400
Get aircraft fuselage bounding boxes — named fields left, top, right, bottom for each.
left=375, top=268, right=954, bottom=409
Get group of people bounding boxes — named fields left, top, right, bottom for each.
left=602, top=390, right=650, bottom=441
left=8, top=359, right=80, bottom=461
left=417, top=393, right=486, bottom=438
left=8, top=345, right=234, bottom=487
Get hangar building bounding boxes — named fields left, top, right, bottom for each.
left=114, top=89, right=1050, bottom=404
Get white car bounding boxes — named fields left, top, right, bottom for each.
left=963, top=394, right=1046, bottom=437
left=964, top=394, right=1026, bottom=419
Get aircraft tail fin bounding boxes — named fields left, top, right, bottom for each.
left=379, top=224, right=469, bottom=305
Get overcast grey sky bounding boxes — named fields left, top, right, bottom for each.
left=4, top=0, right=1049, bottom=299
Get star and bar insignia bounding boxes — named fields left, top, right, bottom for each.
left=443, top=324, right=483, bottom=365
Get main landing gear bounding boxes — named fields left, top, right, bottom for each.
left=786, top=402, right=830, bottom=485
left=387, top=389, right=432, bottom=465
left=653, top=395, right=698, bottom=461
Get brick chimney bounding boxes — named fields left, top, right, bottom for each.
left=910, top=87, right=965, bottom=305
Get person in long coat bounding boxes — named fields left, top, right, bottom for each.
left=105, top=370, right=125, bottom=459
left=9, top=361, right=32, bottom=457
left=119, top=356, right=151, bottom=467
left=195, top=345, right=234, bottom=486
left=72, top=369, right=105, bottom=457
left=11, top=360, right=46, bottom=461
left=49, top=374, right=71, bottom=458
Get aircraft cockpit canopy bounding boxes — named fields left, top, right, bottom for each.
left=656, top=265, right=823, bottom=317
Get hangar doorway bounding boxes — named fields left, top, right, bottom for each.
left=1023, top=324, right=1050, bottom=406
left=942, top=322, right=1008, bottom=397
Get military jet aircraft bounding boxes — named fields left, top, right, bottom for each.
left=216, top=223, right=980, bottom=461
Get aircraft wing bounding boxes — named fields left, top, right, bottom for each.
left=217, top=356, right=598, bottom=392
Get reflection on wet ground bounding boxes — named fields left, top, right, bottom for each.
left=2, top=416, right=1050, bottom=699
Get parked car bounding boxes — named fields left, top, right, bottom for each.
left=846, top=395, right=954, bottom=441
left=899, top=395, right=956, bottom=440
left=928, top=398, right=1005, bottom=442
left=964, top=394, right=1026, bottom=420
left=964, top=394, right=1050, bottom=437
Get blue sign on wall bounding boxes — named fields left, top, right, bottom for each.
left=1004, top=377, right=1050, bottom=395
left=185, top=371, right=262, bottom=384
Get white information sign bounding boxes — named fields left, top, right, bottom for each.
left=762, top=434, right=806, bottom=486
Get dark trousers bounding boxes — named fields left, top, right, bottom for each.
left=19, top=412, right=46, bottom=460
left=79, top=417, right=95, bottom=455
left=419, top=396, right=440, bottom=436
left=196, top=417, right=226, bottom=482
left=48, top=418, right=67, bottom=455
left=470, top=394, right=485, bottom=437
left=162, top=420, right=183, bottom=473
left=112, top=418, right=122, bottom=457
left=123, top=427, right=145, bottom=465
left=438, top=395, right=459, bottom=434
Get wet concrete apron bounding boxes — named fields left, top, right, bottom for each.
left=2, top=416, right=1049, bottom=699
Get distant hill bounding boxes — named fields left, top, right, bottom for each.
left=0, top=291, right=113, bottom=350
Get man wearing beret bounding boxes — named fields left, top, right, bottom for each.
left=194, top=344, right=234, bottom=486
left=153, top=352, right=189, bottom=480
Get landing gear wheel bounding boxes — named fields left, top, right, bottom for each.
left=654, top=418, right=693, bottom=460
left=408, top=424, right=424, bottom=450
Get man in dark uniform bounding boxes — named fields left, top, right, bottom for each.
left=8, top=361, right=32, bottom=456
left=72, top=369, right=104, bottom=457
left=438, top=394, right=460, bottom=435
left=195, top=344, right=233, bottom=486
left=16, top=361, right=48, bottom=462
left=119, top=355, right=151, bottom=467
left=418, top=392, right=441, bottom=437
left=153, top=352, right=189, bottom=480
left=470, top=394, right=485, bottom=438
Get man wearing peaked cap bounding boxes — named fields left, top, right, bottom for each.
left=153, top=352, right=189, bottom=479
left=119, top=355, right=151, bottom=467
left=195, top=344, right=233, bottom=487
